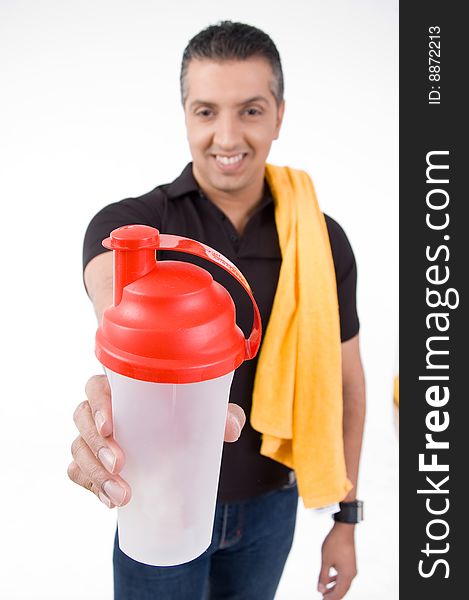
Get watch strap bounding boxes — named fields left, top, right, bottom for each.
left=333, top=500, right=364, bottom=523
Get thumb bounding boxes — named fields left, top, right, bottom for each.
left=317, top=561, right=331, bottom=594
left=224, top=403, right=246, bottom=442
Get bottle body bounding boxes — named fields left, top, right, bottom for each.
left=106, top=368, right=234, bottom=566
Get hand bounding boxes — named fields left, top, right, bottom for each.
left=68, top=374, right=246, bottom=508
left=317, top=522, right=357, bottom=599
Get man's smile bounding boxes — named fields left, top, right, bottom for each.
left=212, top=152, right=248, bottom=172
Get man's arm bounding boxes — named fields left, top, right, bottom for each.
left=84, top=252, right=113, bottom=323
left=340, top=333, right=366, bottom=502
left=317, top=333, right=366, bottom=599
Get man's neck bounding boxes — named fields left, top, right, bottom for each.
left=207, top=187, right=264, bottom=236
left=194, top=170, right=265, bottom=236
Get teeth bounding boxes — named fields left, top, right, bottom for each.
left=216, top=154, right=244, bottom=165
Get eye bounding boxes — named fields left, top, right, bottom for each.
left=195, top=108, right=214, bottom=118
left=244, top=107, right=262, bottom=116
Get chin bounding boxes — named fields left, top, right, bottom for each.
left=212, top=175, right=248, bottom=192
left=210, top=182, right=243, bottom=195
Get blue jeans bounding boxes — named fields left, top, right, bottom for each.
left=113, top=482, right=298, bottom=599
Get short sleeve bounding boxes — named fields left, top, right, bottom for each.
left=82, top=191, right=166, bottom=273
left=324, top=214, right=360, bottom=342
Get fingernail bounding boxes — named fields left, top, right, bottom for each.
left=98, top=491, right=112, bottom=508
left=95, top=411, right=106, bottom=434
left=103, top=480, right=126, bottom=506
left=229, top=413, right=242, bottom=439
left=232, top=419, right=241, bottom=439
left=98, top=447, right=116, bottom=473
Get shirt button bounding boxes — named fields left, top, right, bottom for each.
left=230, top=234, right=238, bottom=242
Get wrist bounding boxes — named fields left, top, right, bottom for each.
left=332, top=520, right=356, bottom=534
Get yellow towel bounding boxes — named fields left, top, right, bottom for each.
left=394, top=375, right=399, bottom=407
left=250, top=164, right=353, bottom=508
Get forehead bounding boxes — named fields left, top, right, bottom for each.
left=184, top=58, right=276, bottom=104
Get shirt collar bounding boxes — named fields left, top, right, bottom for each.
left=165, top=163, right=200, bottom=198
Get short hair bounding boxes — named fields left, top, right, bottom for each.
left=180, top=21, right=284, bottom=107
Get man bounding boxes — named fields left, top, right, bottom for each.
left=68, top=21, right=366, bottom=600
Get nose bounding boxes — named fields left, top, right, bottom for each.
left=213, top=112, right=242, bottom=151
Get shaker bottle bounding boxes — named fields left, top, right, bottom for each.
left=95, top=224, right=262, bottom=566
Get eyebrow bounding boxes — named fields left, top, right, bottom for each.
left=189, top=95, right=271, bottom=110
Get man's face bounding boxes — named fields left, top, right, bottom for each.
left=183, top=57, right=285, bottom=198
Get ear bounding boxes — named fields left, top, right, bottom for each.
left=273, top=100, right=285, bottom=140
left=183, top=106, right=190, bottom=141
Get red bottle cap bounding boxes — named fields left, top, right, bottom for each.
left=95, top=225, right=262, bottom=383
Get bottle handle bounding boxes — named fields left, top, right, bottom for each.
left=158, top=234, right=262, bottom=360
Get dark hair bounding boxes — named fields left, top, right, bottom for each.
left=180, top=21, right=284, bottom=106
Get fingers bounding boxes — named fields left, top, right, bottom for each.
left=70, top=374, right=131, bottom=508
left=224, top=403, right=246, bottom=442
left=69, top=435, right=131, bottom=508
left=84, top=374, right=113, bottom=437
left=322, top=574, right=352, bottom=599
left=73, top=399, right=125, bottom=474
left=318, top=568, right=354, bottom=599
left=318, top=575, right=337, bottom=591
left=318, top=563, right=333, bottom=595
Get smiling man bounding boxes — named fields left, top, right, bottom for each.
left=69, top=21, right=366, bottom=600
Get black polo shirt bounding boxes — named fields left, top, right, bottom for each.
left=83, top=162, right=360, bottom=502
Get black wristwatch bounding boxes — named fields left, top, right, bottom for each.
left=333, top=500, right=364, bottom=524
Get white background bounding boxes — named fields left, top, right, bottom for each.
left=0, top=1, right=398, bottom=598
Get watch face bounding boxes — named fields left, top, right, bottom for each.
left=357, top=501, right=364, bottom=522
